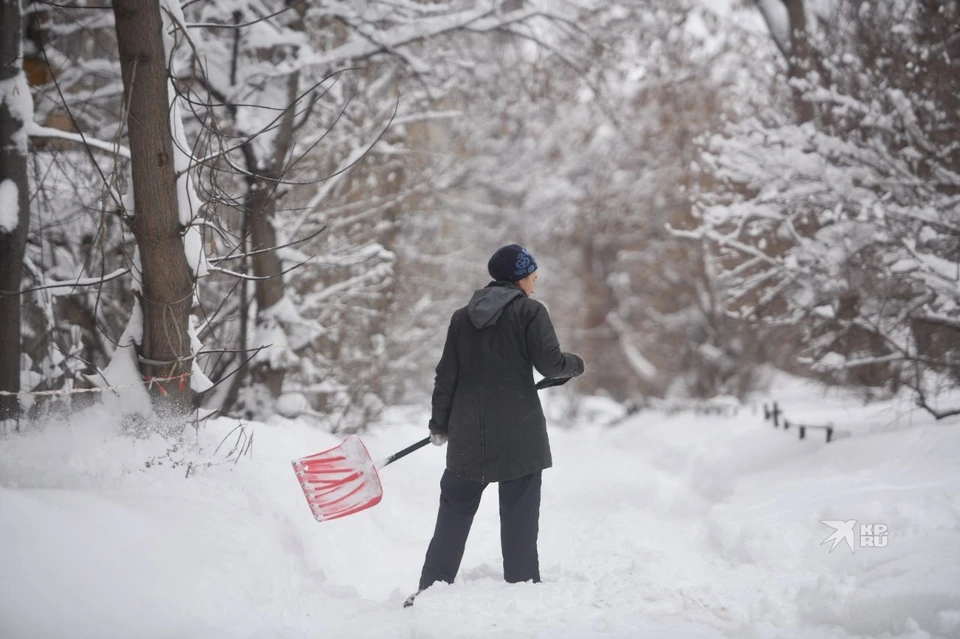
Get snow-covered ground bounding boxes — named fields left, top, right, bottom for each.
left=2, top=376, right=959, bottom=639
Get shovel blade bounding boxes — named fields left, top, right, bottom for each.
left=292, top=434, right=383, bottom=522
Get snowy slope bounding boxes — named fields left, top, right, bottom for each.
left=1, top=377, right=958, bottom=639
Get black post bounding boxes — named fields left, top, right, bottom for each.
left=773, top=402, right=781, bottom=427
left=764, top=403, right=771, bottom=421
left=799, top=426, right=806, bottom=440
left=784, top=420, right=790, bottom=430
left=826, top=426, right=833, bottom=443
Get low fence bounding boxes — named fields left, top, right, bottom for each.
left=763, top=401, right=851, bottom=443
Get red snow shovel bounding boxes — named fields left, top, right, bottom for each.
left=292, top=435, right=431, bottom=522
left=292, top=376, right=573, bottom=522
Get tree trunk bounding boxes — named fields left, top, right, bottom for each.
left=756, top=0, right=814, bottom=123
left=579, top=237, right=622, bottom=397
left=783, top=0, right=814, bottom=123
left=247, top=179, right=285, bottom=397
left=0, top=0, right=30, bottom=429
left=249, top=182, right=285, bottom=314
left=245, top=69, right=301, bottom=400
left=215, top=32, right=298, bottom=411
left=113, top=0, right=195, bottom=412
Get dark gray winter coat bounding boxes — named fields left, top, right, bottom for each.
left=429, top=282, right=584, bottom=483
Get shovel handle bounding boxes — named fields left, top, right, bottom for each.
left=381, top=436, right=432, bottom=468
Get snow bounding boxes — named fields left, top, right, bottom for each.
left=130, top=245, right=143, bottom=293
left=120, top=298, right=144, bottom=347
left=183, top=224, right=210, bottom=279
left=1, top=376, right=958, bottom=638
left=0, top=179, right=19, bottom=233
left=301, top=5, right=545, bottom=73
left=251, top=317, right=293, bottom=368
left=607, top=312, right=657, bottom=381
left=277, top=392, right=323, bottom=418
left=187, top=315, right=214, bottom=394
left=38, top=267, right=129, bottom=296
left=167, top=86, right=199, bottom=228
left=157, top=4, right=209, bottom=281
left=0, top=71, right=33, bottom=155
left=25, top=123, right=130, bottom=158
left=90, top=299, right=152, bottom=416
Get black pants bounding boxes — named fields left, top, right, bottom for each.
left=418, top=469, right=542, bottom=591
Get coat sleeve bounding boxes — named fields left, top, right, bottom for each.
left=526, top=302, right=584, bottom=380
left=429, top=313, right=460, bottom=434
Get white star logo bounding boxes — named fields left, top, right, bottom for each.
left=820, top=519, right=857, bottom=553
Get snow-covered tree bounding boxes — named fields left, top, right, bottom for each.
left=690, top=0, right=960, bottom=416
left=18, top=4, right=134, bottom=417
left=13, top=0, right=601, bottom=429
left=425, top=0, right=772, bottom=403
left=169, top=0, right=595, bottom=425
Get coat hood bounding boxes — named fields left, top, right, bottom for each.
left=466, top=282, right=525, bottom=329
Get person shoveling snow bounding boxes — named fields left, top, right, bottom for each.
left=406, top=244, right=585, bottom=607
left=291, top=244, right=585, bottom=606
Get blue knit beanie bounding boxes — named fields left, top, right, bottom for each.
left=488, top=244, right=538, bottom=282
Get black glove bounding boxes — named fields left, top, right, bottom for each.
left=535, top=376, right=574, bottom=390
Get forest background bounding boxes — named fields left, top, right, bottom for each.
left=0, top=0, right=957, bottom=433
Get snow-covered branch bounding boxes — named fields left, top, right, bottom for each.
left=27, top=123, right=131, bottom=159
